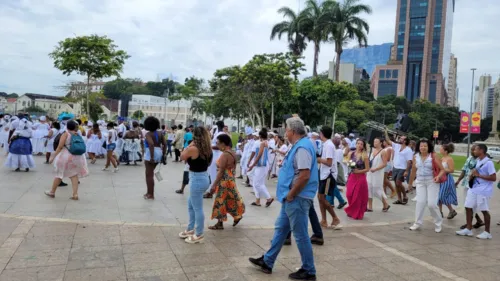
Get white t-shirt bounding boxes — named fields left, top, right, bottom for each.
left=470, top=157, right=496, bottom=197
left=117, top=123, right=126, bottom=137
left=319, top=139, right=337, bottom=180
left=107, top=129, right=118, bottom=145
left=392, top=143, right=413, bottom=170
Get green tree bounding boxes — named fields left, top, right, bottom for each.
left=6, top=93, right=18, bottom=98
left=190, top=100, right=205, bottom=119
left=21, top=105, right=46, bottom=113
left=65, top=92, right=104, bottom=122
left=355, top=79, right=374, bottom=102
left=270, top=6, right=308, bottom=56
left=103, top=78, right=133, bottom=99
left=334, top=120, right=348, bottom=134
left=299, top=0, right=330, bottom=77
left=337, top=99, right=374, bottom=132
left=321, top=0, right=372, bottom=81
left=132, top=110, right=145, bottom=120
left=49, top=34, right=130, bottom=115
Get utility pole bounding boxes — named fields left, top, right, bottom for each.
left=163, top=88, right=170, bottom=126
left=467, top=68, right=477, bottom=158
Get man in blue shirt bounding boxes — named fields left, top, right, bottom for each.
left=249, top=117, right=318, bottom=281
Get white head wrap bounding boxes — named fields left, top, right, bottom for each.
left=40, top=116, right=46, bottom=122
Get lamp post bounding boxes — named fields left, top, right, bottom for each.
left=467, top=68, right=476, bottom=158
left=163, top=88, right=170, bottom=126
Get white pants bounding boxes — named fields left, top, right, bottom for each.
left=414, top=179, right=443, bottom=227
left=253, top=166, right=270, bottom=199
left=368, top=182, right=387, bottom=201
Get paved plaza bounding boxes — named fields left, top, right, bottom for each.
left=1, top=155, right=500, bottom=280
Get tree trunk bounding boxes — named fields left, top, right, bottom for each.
left=270, top=102, right=274, bottom=130
left=332, top=107, right=337, bottom=132
left=335, top=45, right=343, bottom=82
left=260, top=109, right=265, bottom=129
left=237, top=115, right=240, bottom=133
left=313, top=42, right=319, bottom=77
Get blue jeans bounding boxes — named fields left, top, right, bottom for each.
left=264, top=197, right=316, bottom=275
left=286, top=204, right=323, bottom=239
left=187, top=171, right=210, bottom=236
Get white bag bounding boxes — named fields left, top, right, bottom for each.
left=154, top=164, right=163, bottom=181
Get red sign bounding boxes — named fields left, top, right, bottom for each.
left=460, top=112, right=469, bottom=133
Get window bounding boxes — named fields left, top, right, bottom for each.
left=22, top=101, right=26, bottom=106
left=379, top=69, right=385, bottom=79
left=386, top=70, right=392, bottom=79
left=429, top=80, right=437, bottom=103
left=393, top=70, right=399, bottom=78
left=378, top=80, right=398, bottom=97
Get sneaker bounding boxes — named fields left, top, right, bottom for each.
left=409, top=224, right=421, bottom=231
left=476, top=231, right=492, bottom=240
left=248, top=256, right=272, bottom=274
left=337, top=202, right=347, bottom=209
left=435, top=225, right=442, bottom=233
left=310, top=236, right=324, bottom=246
left=179, top=230, right=194, bottom=239
left=58, top=182, right=68, bottom=187
left=102, top=167, right=109, bottom=171
left=289, top=268, right=317, bottom=280
left=411, top=196, right=417, bottom=202
left=113, top=168, right=119, bottom=173
left=455, top=228, right=473, bottom=237
left=185, top=234, right=204, bottom=244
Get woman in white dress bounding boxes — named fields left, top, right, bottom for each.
left=122, top=121, right=142, bottom=165
left=31, top=116, right=50, bottom=155
left=86, top=123, right=103, bottom=164
left=45, top=122, right=60, bottom=164
left=367, top=137, right=390, bottom=212
left=0, top=115, right=10, bottom=155
left=274, top=136, right=288, bottom=177
left=247, top=128, right=274, bottom=207
left=5, top=118, right=35, bottom=171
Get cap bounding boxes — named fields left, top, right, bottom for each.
left=40, top=116, right=46, bottom=121
left=312, top=132, right=319, bottom=137
left=349, top=133, right=355, bottom=137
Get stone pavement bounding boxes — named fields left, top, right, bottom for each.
left=3, top=154, right=499, bottom=230
left=1, top=216, right=500, bottom=281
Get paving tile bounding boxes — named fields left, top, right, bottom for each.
left=175, top=252, right=228, bottom=267
left=454, top=268, right=500, bottom=281
left=126, top=268, right=185, bottom=279
left=66, top=246, right=124, bottom=270
left=186, top=269, right=244, bottom=281
left=63, top=266, right=126, bottom=281
left=168, top=241, right=220, bottom=255
left=121, top=242, right=171, bottom=254
left=28, top=221, right=76, bottom=237
left=16, top=235, right=73, bottom=251
left=213, top=240, right=263, bottom=257
left=6, top=248, right=70, bottom=269
left=128, top=273, right=188, bottom=281
left=119, top=226, right=166, bottom=244
left=0, top=265, right=66, bottom=281
left=123, top=251, right=180, bottom=271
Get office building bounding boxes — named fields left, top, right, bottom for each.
left=475, top=75, right=493, bottom=118
left=328, top=63, right=369, bottom=84
left=372, top=0, right=455, bottom=105
left=447, top=54, right=458, bottom=107
left=479, top=75, right=492, bottom=93
left=336, top=43, right=392, bottom=76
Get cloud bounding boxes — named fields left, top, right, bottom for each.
left=0, top=0, right=498, bottom=112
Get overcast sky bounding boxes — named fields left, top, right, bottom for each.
left=0, top=0, right=498, bottom=111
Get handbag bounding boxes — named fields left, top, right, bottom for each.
left=431, top=153, right=447, bottom=183
left=154, top=164, right=163, bottom=181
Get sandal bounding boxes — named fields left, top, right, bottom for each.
left=320, top=221, right=328, bottom=228
left=251, top=202, right=261, bottom=207
left=203, top=193, right=213, bottom=199
left=91, top=159, right=96, bottom=164
left=44, top=191, right=55, bottom=198
left=175, top=189, right=184, bottom=194
left=143, top=194, right=154, bottom=200
left=265, top=198, right=274, bottom=207
left=382, top=205, right=391, bottom=212
left=366, top=209, right=373, bottom=212
left=447, top=210, right=457, bottom=220
left=393, top=200, right=403, bottom=205
left=233, top=218, right=242, bottom=227
left=402, top=198, right=408, bottom=205
left=208, top=223, right=224, bottom=230
left=69, top=196, right=79, bottom=201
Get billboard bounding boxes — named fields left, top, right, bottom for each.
left=459, top=112, right=481, bottom=134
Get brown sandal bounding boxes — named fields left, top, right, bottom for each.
left=320, top=220, right=328, bottom=228
left=44, top=191, right=55, bottom=198
left=69, top=196, right=79, bottom=201
left=208, top=223, right=224, bottom=230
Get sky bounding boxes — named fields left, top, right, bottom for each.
left=0, top=0, right=498, bottom=111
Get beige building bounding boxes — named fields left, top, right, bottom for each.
left=67, top=79, right=106, bottom=98
left=124, top=95, right=193, bottom=125
left=475, top=75, right=493, bottom=118
left=8, top=94, right=81, bottom=119
left=328, top=62, right=366, bottom=84
left=446, top=54, right=458, bottom=107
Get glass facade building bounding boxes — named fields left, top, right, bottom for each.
left=340, top=43, right=392, bottom=77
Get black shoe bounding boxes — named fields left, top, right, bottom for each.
left=289, top=268, right=316, bottom=280
left=249, top=256, right=272, bottom=274
left=284, top=238, right=292, bottom=246
left=310, top=236, right=324, bottom=246
left=337, top=202, right=347, bottom=209
left=59, top=182, right=68, bottom=187
left=473, top=221, right=485, bottom=229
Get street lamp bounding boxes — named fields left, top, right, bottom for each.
left=467, top=68, right=477, bottom=158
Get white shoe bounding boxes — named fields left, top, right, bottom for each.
left=456, top=228, right=473, bottom=237
left=185, top=234, right=204, bottom=244
left=411, top=196, right=417, bottom=202
left=113, top=168, right=119, bottom=173
left=102, top=167, right=109, bottom=171
left=476, top=231, right=492, bottom=240
left=435, top=225, right=442, bottom=233
left=409, top=224, right=421, bottom=231
left=179, top=230, right=194, bottom=239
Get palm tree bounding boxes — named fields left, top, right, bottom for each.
left=298, top=0, right=330, bottom=77
left=190, top=99, right=205, bottom=119
left=321, top=0, right=372, bottom=81
left=270, top=7, right=307, bottom=56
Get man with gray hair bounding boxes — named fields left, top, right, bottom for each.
left=249, top=117, right=318, bottom=280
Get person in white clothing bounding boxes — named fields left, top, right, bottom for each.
left=5, top=117, right=35, bottom=171
left=367, top=137, right=390, bottom=212
left=246, top=133, right=260, bottom=189
left=204, top=121, right=226, bottom=199
left=44, top=122, right=60, bottom=164
left=382, top=139, right=397, bottom=198
left=384, top=129, right=413, bottom=205
left=239, top=134, right=253, bottom=181
left=274, top=136, right=288, bottom=177
left=267, top=132, right=277, bottom=178
left=31, top=116, right=50, bottom=155
left=408, top=138, right=445, bottom=233
left=456, top=144, right=496, bottom=239
left=103, top=122, right=119, bottom=172
left=248, top=128, right=274, bottom=207
left=0, top=115, right=11, bottom=155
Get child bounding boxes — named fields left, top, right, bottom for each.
left=175, top=140, right=192, bottom=194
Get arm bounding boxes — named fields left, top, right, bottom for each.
left=455, top=170, right=466, bottom=186
left=444, top=157, right=455, bottom=174
left=286, top=170, right=311, bottom=201
left=249, top=142, right=266, bottom=170
left=210, top=153, right=227, bottom=193
left=49, top=132, right=68, bottom=163
left=180, top=143, right=197, bottom=161
left=353, top=153, right=370, bottom=174
left=46, top=129, right=54, bottom=139
left=371, top=150, right=387, bottom=173
left=161, top=132, right=167, bottom=156
left=247, top=152, right=256, bottom=168
left=472, top=161, right=497, bottom=182
left=145, top=134, right=155, bottom=162
left=384, top=129, right=393, bottom=146
left=408, top=155, right=417, bottom=187
left=433, top=154, right=446, bottom=182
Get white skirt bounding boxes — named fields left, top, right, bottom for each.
left=46, top=139, right=55, bottom=153
left=4, top=154, right=36, bottom=169
left=0, top=129, right=9, bottom=154
left=31, top=138, right=46, bottom=154
left=87, top=139, right=103, bottom=154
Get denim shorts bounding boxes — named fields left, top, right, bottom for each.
left=106, top=143, right=116, bottom=151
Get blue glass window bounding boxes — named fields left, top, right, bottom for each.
left=378, top=80, right=399, bottom=97
left=393, top=70, right=399, bottom=78
left=379, top=69, right=385, bottom=79
left=397, top=0, right=408, bottom=60
left=429, top=80, right=437, bottom=103
left=386, top=70, right=392, bottom=78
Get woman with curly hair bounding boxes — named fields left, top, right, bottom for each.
left=208, top=133, right=245, bottom=230
left=143, top=117, right=167, bottom=200
left=179, top=126, right=213, bottom=244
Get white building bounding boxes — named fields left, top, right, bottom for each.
left=125, top=95, right=193, bottom=125
left=14, top=94, right=81, bottom=118
left=446, top=54, right=458, bottom=107
left=67, top=79, right=106, bottom=98
left=328, top=62, right=367, bottom=84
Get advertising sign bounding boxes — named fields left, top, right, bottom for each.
left=471, top=112, right=481, bottom=134
left=460, top=112, right=469, bottom=133
left=433, top=131, right=439, bottom=139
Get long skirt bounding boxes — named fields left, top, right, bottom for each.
left=438, top=174, right=458, bottom=206
left=344, top=173, right=369, bottom=220
left=5, top=137, right=35, bottom=169
left=211, top=170, right=245, bottom=221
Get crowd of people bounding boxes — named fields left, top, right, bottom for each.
left=1, top=112, right=498, bottom=281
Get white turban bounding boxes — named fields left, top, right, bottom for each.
left=40, top=116, right=46, bottom=122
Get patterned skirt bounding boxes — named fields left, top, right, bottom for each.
left=439, top=174, right=458, bottom=206
left=211, top=171, right=245, bottom=221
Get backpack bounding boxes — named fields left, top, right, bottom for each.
left=67, top=133, right=86, bottom=155
left=53, top=133, right=62, bottom=151
left=336, top=162, right=346, bottom=186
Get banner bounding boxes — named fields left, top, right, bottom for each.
left=471, top=112, right=481, bottom=134
left=460, top=112, right=469, bottom=133
left=459, top=112, right=481, bottom=134
left=433, top=131, right=439, bottom=139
